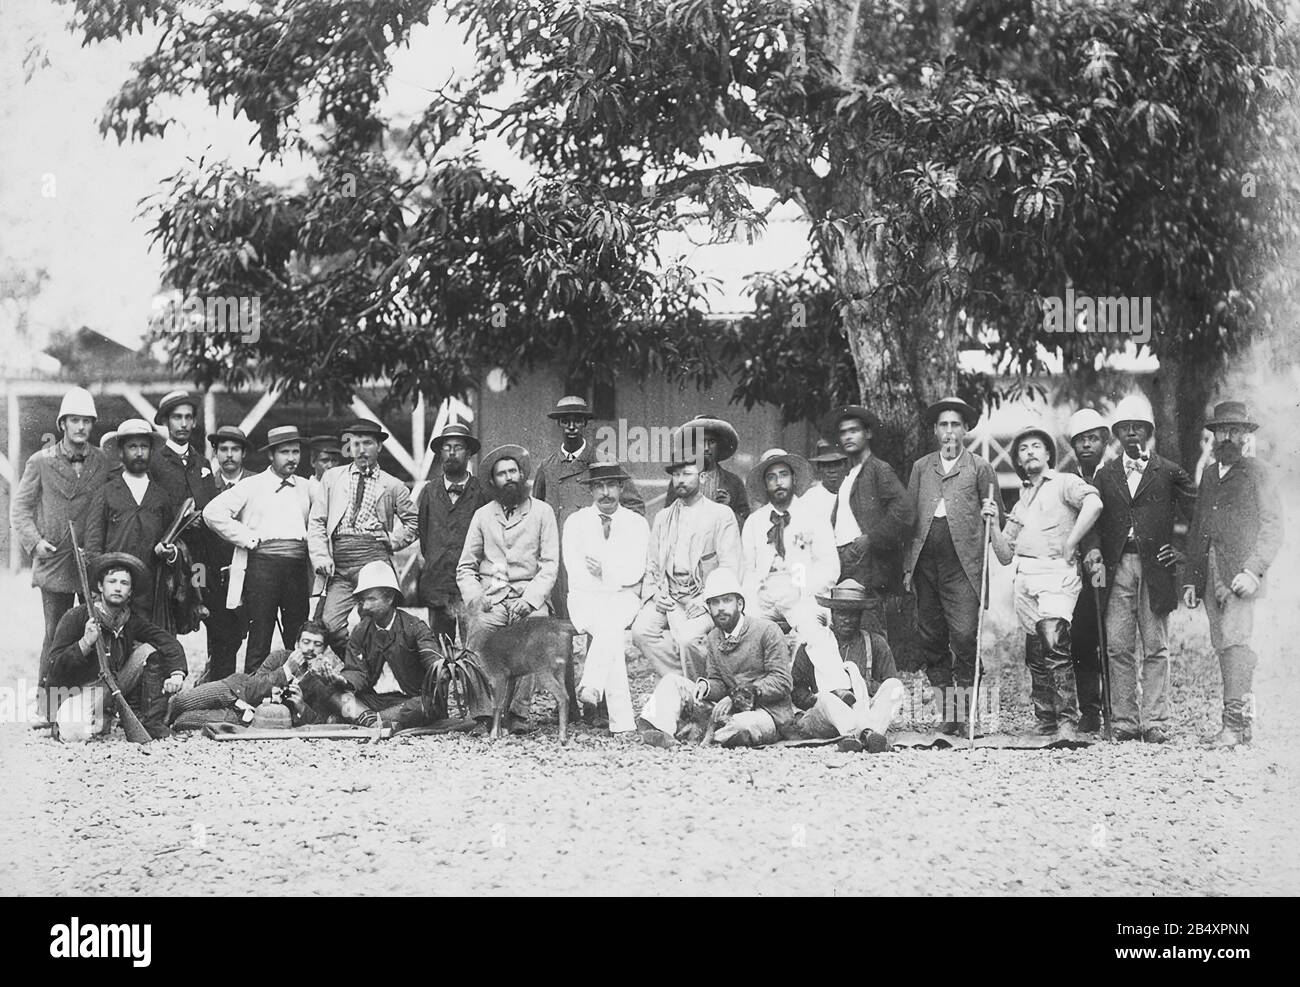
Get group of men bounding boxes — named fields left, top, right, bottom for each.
left=11, top=386, right=1282, bottom=751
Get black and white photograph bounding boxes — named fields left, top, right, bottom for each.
left=1, top=0, right=1296, bottom=927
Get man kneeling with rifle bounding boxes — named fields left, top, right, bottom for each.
left=46, top=551, right=186, bottom=740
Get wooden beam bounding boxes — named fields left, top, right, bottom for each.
left=120, top=386, right=160, bottom=424
left=238, top=388, right=282, bottom=435
left=0, top=451, right=12, bottom=486
left=348, top=395, right=419, bottom=480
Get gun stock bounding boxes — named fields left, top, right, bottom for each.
left=68, top=522, right=152, bottom=744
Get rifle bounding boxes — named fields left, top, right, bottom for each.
left=1091, top=562, right=1114, bottom=741
left=969, top=483, right=996, bottom=744
left=68, top=522, right=153, bottom=744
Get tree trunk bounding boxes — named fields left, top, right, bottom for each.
left=1151, top=347, right=1214, bottom=474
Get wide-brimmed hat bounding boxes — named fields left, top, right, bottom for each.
left=480, top=444, right=531, bottom=481
left=702, top=568, right=745, bottom=604
left=679, top=415, right=739, bottom=462
left=1110, top=394, right=1155, bottom=432
left=1011, top=426, right=1057, bottom=479
left=579, top=461, right=632, bottom=484
left=154, top=389, right=198, bottom=425
left=208, top=425, right=250, bottom=451
left=746, top=448, right=814, bottom=506
left=351, top=560, right=404, bottom=604
left=89, top=552, right=147, bottom=587
left=925, top=396, right=980, bottom=430
left=309, top=434, right=343, bottom=454
left=547, top=395, right=594, bottom=421
left=429, top=421, right=481, bottom=455
left=819, top=405, right=881, bottom=442
left=344, top=419, right=389, bottom=443
left=260, top=426, right=304, bottom=452
left=1204, top=399, right=1259, bottom=431
left=815, top=578, right=872, bottom=610
left=1066, top=409, right=1110, bottom=443
left=809, top=440, right=848, bottom=465
left=103, top=419, right=164, bottom=456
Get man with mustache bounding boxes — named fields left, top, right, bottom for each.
left=1084, top=397, right=1198, bottom=742
left=800, top=441, right=848, bottom=521
left=562, top=461, right=649, bottom=733
left=1184, top=401, right=1283, bottom=747
left=202, top=425, right=255, bottom=681
left=457, top=445, right=559, bottom=728
left=662, top=415, right=750, bottom=526
left=983, top=425, right=1103, bottom=740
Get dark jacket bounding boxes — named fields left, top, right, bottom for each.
left=417, top=474, right=492, bottom=608
left=1185, top=457, right=1284, bottom=599
left=1089, top=454, right=1197, bottom=615
left=665, top=464, right=749, bottom=527
left=149, top=444, right=217, bottom=512
left=340, top=608, right=442, bottom=697
left=702, top=615, right=795, bottom=729
left=904, top=449, right=1003, bottom=595
left=84, top=475, right=176, bottom=610
left=832, top=455, right=914, bottom=594
left=791, top=630, right=897, bottom=711
left=533, top=444, right=646, bottom=527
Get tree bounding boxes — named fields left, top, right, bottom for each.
left=59, top=0, right=1299, bottom=472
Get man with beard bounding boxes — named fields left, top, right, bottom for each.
left=800, top=441, right=848, bottom=521
left=309, top=419, right=418, bottom=657
left=632, top=434, right=742, bottom=681
left=1184, top=400, right=1283, bottom=748
left=205, top=426, right=313, bottom=674
left=417, top=422, right=490, bottom=638
left=1064, top=408, right=1110, bottom=732
left=1084, top=397, right=1197, bottom=742
left=457, top=445, right=559, bottom=727
left=904, top=397, right=1002, bottom=733
left=533, top=396, right=645, bottom=618
left=638, top=569, right=793, bottom=748
left=202, top=425, right=255, bottom=680
left=983, top=426, right=1102, bottom=740
left=822, top=405, right=914, bottom=637
left=663, top=415, right=750, bottom=526
left=739, top=448, right=838, bottom=637
left=45, top=553, right=186, bottom=739
left=11, top=386, right=112, bottom=683
left=85, top=420, right=179, bottom=617
left=562, top=461, right=649, bottom=733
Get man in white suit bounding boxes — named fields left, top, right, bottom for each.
left=562, top=462, right=649, bottom=733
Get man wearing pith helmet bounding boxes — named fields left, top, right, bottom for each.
left=10, top=385, right=111, bottom=682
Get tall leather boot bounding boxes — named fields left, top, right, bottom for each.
left=1205, top=698, right=1248, bottom=748
left=1025, top=633, right=1055, bottom=735
left=1037, top=618, right=1079, bottom=741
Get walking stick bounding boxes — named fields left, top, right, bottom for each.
left=969, top=483, right=996, bottom=744
left=1092, top=565, right=1113, bottom=741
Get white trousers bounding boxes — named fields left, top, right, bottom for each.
left=567, top=589, right=641, bottom=732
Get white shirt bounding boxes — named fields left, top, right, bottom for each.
left=562, top=504, right=649, bottom=595
left=1123, top=454, right=1148, bottom=538
left=799, top=483, right=836, bottom=522
left=561, top=440, right=587, bottom=463
left=833, top=462, right=865, bottom=545
left=369, top=611, right=403, bottom=694
left=203, top=467, right=312, bottom=548
left=121, top=471, right=149, bottom=506
left=934, top=454, right=959, bottom=517
left=740, top=496, right=839, bottom=606
left=1218, top=462, right=1233, bottom=479
left=165, top=439, right=191, bottom=460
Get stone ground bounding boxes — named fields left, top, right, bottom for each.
left=2, top=568, right=1297, bottom=896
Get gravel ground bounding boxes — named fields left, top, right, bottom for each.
left=3, top=568, right=1297, bottom=897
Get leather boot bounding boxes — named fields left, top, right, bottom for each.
left=1025, top=633, right=1055, bottom=735
left=932, top=684, right=961, bottom=735
left=1204, top=699, right=1249, bottom=748
left=1038, top=618, right=1080, bottom=740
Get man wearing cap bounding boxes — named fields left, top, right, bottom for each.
left=822, top=406, right=914, bottom=637
left=1085, top=397, right=1197, bottom=742
left=790, top=578, right=905, bottom=751
left=904, top=397, right=1002, bottom=732
left=663, top=415, right=750, bottom=526
left=633, top=432, right=742, bottom=681
left=533, top=396, right=644, bottom=618
left=45, top=552, right=187, bottom=739
left=416, top=422, right=491, bottom=637
left=11, top=385, right=112, bottom=680
left=149, top=389, right=218, bottom=510
left=983, top=426, right=1103, bottom=739
left=85, top=420, right=179, bottom=617
left=739, top=448, right=838, bottom=637
left=309, top=435, right=343, bottom=482
left=201, top=425, right=256, bottom=679
left=562, top=461, right=649, bottom=733
left=1184, top=400, right=1283, bottom=748
left=1063, top=408, right=1111, bottom=731
left=638, top=568, right=793, bottom=748
left=308, top=419, right=418, bottom=656
left=307, top=561, right=446, bottom=729
left=801, top=441, right=848, bottom=521
left=205, top=426, right=313, bottom=675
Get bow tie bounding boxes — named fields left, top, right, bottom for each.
left=502, top=506, right=515, bottom=520
left=448, top=483, right=465, bottom=496
left=600, top=513, right=612, bottom=539
left=68, top=454, right=86, bottom=464
left=719, top=635, right=741, bottom=653
left=768, top=510, right=790, bottom=557
left=276, top=478, right=295, bottom=491
left=1125, top=458, right=1147, bottom=475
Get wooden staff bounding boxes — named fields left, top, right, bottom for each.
left=970, top=483, right=996, bottom=744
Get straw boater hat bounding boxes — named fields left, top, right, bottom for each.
left=579, top=461, right=632, bottom=484
left=1066, top=409, right=1110, bottom=442
left=702, top=568, right=746, bottom=604
left=819, top=405, right=881, bottom=443
left=207, top=425, right=250, bottom=451
left=1011, top=425, right=1057, bottom=479
left=925, top=396, right=980, bottom=430
left=809, top=440, right=848, bottom=465
left=547, top=396, right=594, bottom=420
left=679, top=414, right=740, bottom=462
left=154, top=389, right=198, bottom=425
left=480, top=444, right=531, bottom=481
left=259, top=425, right=304, bottom=452
left=88, top=552, right=147, bottom=587
left=103, top=418, right=165, bottom=456
left=1204, top=399, right=1259, bottom=431
left=344, top=419, right=389, bottom=443
left=746, top=448, right=814, bottom=506
left=351, top=560, right=404, bottom=604
left=429, top=421, right=481, bottom=455
left=815, top=578, right=872, bottom=611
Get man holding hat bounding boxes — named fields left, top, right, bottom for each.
left=1085, top=396, right=1197, bottom=741
left=801, top=440, right=848, bottom=520
left=638, top=568, right=793, bottom=748
left=904, top=397, right=1002, bottom=733
left=202, top=425, right=255, bottom=678
left=417, top=422, right=491, bottom=637
left=308, top=419, right=418, bottom=656
left=205, top=426, right=313, bottom=674
left=663, top=414, right=750, bottom=526
left=562, top=461, right=650, bottom=733
left=11, top=385, right=111, bottom=678
left=632, top=429, right=742, bottom=682
left=822, top=405, right=913, bottom=637
left=1063, top=407, right=1110, bottom=730
left=85, top=420, right=179, bottom=617
left=45, top=552, right=187, bottom=739
left=739, top=448, right=838, bottom=636
left=1184, top=400, right=1283, bottom=747
left=533, top=396, right=644, bottom=618
left=983, top=425, right=1103, bottom=739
